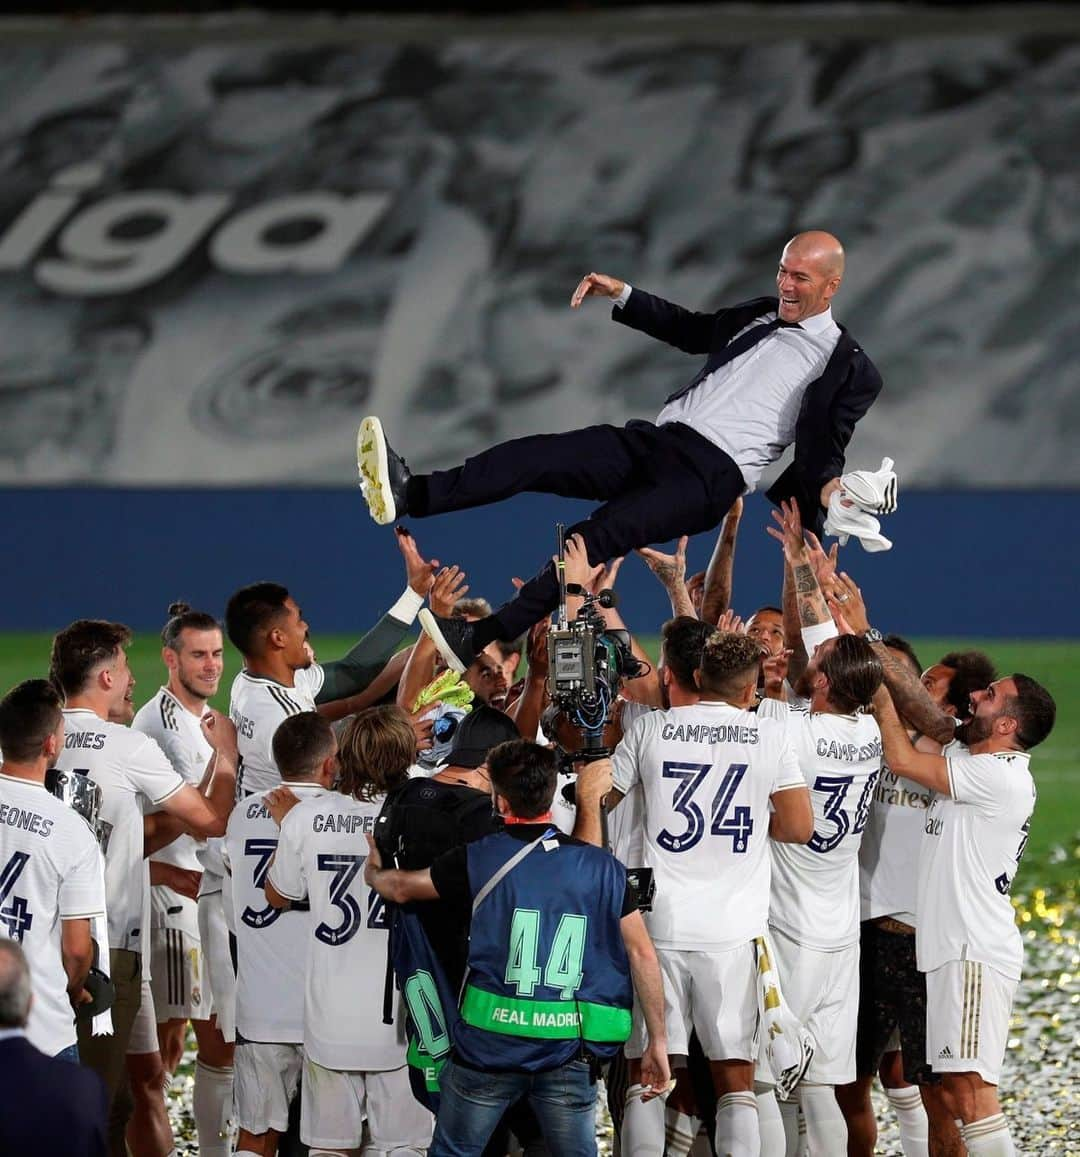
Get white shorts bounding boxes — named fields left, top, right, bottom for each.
left=771, top=931, right=859, bottom=1085
left=126, top=979, right=160, bottom=1055
left=235, top=1041, right=303, bottom=1134
left=926, top=959, right=1017, bottom=1085
left=626, top=943, right=758, bottom=1063
left=300, top=1057, right=433, bottom=1151
left=150, top=927, right=212, bottom=1022
left=198, top=890, right=236, bottom=1042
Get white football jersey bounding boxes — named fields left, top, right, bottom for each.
left=223, top=782, right=325, bottom=1043
left=916, top=743, right=1035, bottom=980
left=0, top=774, right=107, bottom=1056
left=133, top=688, right=213, bottom=940
left=858, top=764, right=932, bottom=924
left=608, top=699, right=653, bottom=868
left=267, top=792, right=407, bottom=1071
left=230, top=667, right=325, bottom=797
left=759, top=700, right=882, bottom=950
left=612, top=701, right=803, bottom=951
left=54, top=709, right=184, bottom=954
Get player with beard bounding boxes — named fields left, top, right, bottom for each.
left=132, top=604, right=235, bottom=1157
left=840, top=641, right=996, bottom=1157
left=49, top=619, right=237, bottom=1157
left=828, top=575, right=1056, bottom=1157
left=759, top=502, right=884, bottom=1156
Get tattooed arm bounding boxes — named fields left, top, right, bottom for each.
left=767, top=501, right=831, bottom=628
left=700, top=497, right=742, bottom=623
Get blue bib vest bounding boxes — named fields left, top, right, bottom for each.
left=455, top=830, right=633, bottom=1072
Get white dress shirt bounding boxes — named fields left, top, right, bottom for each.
left=615, top=284, right=841, bottom=490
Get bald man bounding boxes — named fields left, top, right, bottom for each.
left=360, top=232, right=882, bottom=671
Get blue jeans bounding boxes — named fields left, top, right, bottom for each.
left=429, top=1056, right=598, bottom=1156
left=54, top=1043, right=81, bottom=1064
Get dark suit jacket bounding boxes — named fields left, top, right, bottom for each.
left=613, top=289, right=883, bottom=534
left=0, top=1035, right=108, bottom=1157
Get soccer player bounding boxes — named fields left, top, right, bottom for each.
left=761, top=500, right=885, bottom=1155
left=225, top=525, right=436, bottom=798
left=607, top=630, right=813, bottom=1157
left=132, top=603, right=235, bottom=1157
left=222, top=705, right=336, bottom=1157
left=264, top=708, right=433, bottom=1157
left=827, top=577, right=1057, bottom=1157
left=0, top=679, right=106, bottom=1062
left=49, top=619, right=237, bottom=1156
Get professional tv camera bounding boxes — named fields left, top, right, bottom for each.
left=544, top=524, right=646, bottom=763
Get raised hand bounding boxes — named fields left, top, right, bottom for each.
left=805, top=530, right=841, bottom=597
left=636, top=535, right=689, bottom=592
left=570, top=271, right=626, bottom=308
left=591, top=555, right=624, bottom=596
left=826, top=572, right=870, bottom=635
left=561, top=532, right=604, bottom=591
left=429, top=565, right=469, bottom=618
left=396, top=525, right=439, bottom=597
left=766, top=499, right=807, bottom=561
left=527, top=618, right=551, bottom=677
left=716, top=608, right=746, bottom=634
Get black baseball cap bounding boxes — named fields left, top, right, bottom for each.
left=444, top=705, right=521, bottom=769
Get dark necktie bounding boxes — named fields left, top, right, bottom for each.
left=664, top=317, right=802, bottom=405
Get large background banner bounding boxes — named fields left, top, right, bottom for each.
left=1, top=30, right=1079, bottom=488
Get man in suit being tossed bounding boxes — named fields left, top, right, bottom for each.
left=359, top=230, right=882, bottom=672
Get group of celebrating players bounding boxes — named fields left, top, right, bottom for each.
left=0, top=482, right=1056, bottom=1157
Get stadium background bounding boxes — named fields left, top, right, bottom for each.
left=0, top=2, right=1076, bottom=1150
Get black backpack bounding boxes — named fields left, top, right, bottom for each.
left=374, top=777, right=500, bottom=871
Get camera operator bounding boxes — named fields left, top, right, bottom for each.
left=365, top=739, right=671, bottom=1156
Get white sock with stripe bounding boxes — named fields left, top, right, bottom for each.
left=961, top=1114, right=1017, bottom=1156
left=192, top=1060, right=234, bottom=1157
left=664, top=1105, right=701, bottom=1156
left=755, top=1085, right=787, bottom=1157
left=714, top=1090, right=759, bottom=1157
left=885, top=1086, right=929, bottom=1157
left=621, top=1088, right=665, bottom=1156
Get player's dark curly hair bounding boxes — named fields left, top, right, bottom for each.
left=488, top=739, right=558, bottom=819
left=939, top=651, right=997, bottom=720
left=696, top=631, right=762, bottom=699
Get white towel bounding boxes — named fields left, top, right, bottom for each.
left=823, top=492, right=893, bottom=553
left=840, top=457, right=898, bottom=515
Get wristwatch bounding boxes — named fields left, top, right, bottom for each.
left=863, top=627, right=883, bottom=644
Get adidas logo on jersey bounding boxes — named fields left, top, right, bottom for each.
left=938, top=1045, right=953, bottom=1059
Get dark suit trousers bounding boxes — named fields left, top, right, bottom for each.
left=413, top=420, right=745, bottom=643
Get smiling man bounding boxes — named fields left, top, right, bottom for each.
left=359, top=231, right=883, bottom=673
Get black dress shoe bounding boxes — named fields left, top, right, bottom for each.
left=418, top=610, right=480, bottom=674
left=357, top=416, right=412, bottom=525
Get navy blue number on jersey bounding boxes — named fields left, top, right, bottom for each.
left=807, top=772, right=877, bottom=854
left=315, top=854, right=365, bottom=946
left=658, top=761, right=752, bottom=853
left=996, top=818, right=1032, bottom=895
left=0, top=852, right=33, bottom=941
left=241, top=838, right=283, bottom=928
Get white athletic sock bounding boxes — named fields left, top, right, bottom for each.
left=714, top=1090, right=759, bottom=1157
left=885, top=1086, right=929, bottom=1157
left=960, top=1114, right=1017, bottom=1157
left=621, top=1089, right=666, bottom=1156
left=664, top=1105, right=700, bottom=1156
left=778, top=1097, right=801, bottom=1157
left=756, top=1085, right=787, bottom=1157
left=192, top=1060, right=234, bottom=1157
left=798, top=1083, right=847, bottom=1157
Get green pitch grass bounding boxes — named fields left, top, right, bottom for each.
left=2, top=632, right=1075, bottom=890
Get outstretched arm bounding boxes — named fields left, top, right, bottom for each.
left=317, top=528, right=436, bottom=704
left=637, top=537, right=695, bottom=619
left=700, top=498, right=742, bottom=624
left=872, top=687, right=949, bottom=795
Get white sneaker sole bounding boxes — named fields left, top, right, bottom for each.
left=418, top=609, right=467, bottom=675
left=356, top=416, right=396, bottom=525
